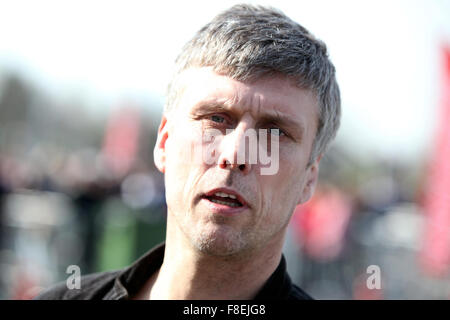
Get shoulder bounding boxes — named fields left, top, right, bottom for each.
left=33, top=270, right=121, bottom=300
left=288, top=284, right=314, bottom=300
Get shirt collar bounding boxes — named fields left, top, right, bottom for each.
left=107, top=242, right=294, bottom=300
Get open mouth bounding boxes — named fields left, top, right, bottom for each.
left=202, top=192, right=244, bottom=208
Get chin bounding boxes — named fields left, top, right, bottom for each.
left=192, top=226, right=248, bottom=257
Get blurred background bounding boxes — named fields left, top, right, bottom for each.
left=0, top=0, right=449, bottom=299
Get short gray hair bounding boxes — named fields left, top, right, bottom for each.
left=165, top=4, right=341, bottom=164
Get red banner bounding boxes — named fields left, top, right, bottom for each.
left=102, top=106, right=140, bottom=178
left=421, top=46, right=450, bottom=276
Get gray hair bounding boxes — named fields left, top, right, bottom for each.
left=165, top=4, right=341, bottom=164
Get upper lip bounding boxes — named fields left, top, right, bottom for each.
left=203, top=188, right=249, bottom=207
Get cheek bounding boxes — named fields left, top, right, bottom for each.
left=165, top=125, right=206, bottom=205
left=166, top=123, right=199, bottom=170
left=260, top=150, right=307, bottom=217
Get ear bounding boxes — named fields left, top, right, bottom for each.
left=153, top=114, right=169, bottom=174
left=298, top=154, right=322, bottom=205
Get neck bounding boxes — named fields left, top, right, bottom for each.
left=148, top=215, right=286, bottom=300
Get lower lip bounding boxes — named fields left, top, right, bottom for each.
left=200, top=197, right=249, bottom=215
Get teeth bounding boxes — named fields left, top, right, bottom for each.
left=210, top=198, right=240, bottom=207
left=214, top=192, right=237, bottom=199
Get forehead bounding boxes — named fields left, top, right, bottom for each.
left=175, top=67, right=318, bottom=132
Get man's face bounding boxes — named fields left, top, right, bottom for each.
left=155, top=67, right=320, bottom=256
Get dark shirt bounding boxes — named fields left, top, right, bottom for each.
left=34, top=243, right=313, bottom=300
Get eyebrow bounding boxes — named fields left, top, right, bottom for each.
left=193, top=102, right=306, bottom=138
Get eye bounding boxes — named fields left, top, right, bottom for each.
left=267, top=127, right=286, bottom=137
left=210, top=115, right=225, bottom=123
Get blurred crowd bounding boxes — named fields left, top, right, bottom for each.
left=0, top=73, right=167, bottom=299
left=0, top=72, right=449, bottom=299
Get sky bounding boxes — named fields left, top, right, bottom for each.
left=1, top=0, right=450, bottom=162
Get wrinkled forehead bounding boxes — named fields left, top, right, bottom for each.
left=174, top=67, right=317, bottom=111
left=169, top=67, right=319, bottom=143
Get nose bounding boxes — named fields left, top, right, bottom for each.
left=217, top=122, right=253, bottom=175
left=219, top=159, right=249, bottom=174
